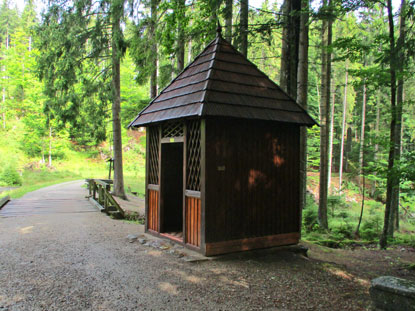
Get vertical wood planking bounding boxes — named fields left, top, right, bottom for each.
left=148, top=189, right=159, bottom=232
left=204, top=118, right=301, bottom=243
left=185, top=196, right=201, bottom=247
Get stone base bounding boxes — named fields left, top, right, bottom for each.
left=370, top=276, right=415, bottom=311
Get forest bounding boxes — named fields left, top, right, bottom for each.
left=0, top=0, right=414, bottom=249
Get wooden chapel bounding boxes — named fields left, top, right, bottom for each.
left=128, top=27, right=317, bottom=256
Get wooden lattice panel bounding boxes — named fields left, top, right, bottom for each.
left=162, top=122, right=184, bottom=138
left=148, top=126, right=160, bottom=185
left=186, top=120, right=201, bottom=191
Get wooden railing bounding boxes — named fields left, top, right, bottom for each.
left=0, top=195, right=10, bottom=209
left=86, top=179, right=125, bottom=219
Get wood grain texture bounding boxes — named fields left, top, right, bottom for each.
left=148, top=188, right=159, bottom=232
left=205, top=232, right=300, bottom=256
left=185, top=196, right=201, bottom=247
left=205, top=118, right=300, bottom=244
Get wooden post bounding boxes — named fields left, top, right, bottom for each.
left=145, top=128, right=150, bottom=232
left=183, top=123, right=187, bottom=243
left=157, top=126, right=162, bottom=233
left=200, top=119, right=206, bottom=252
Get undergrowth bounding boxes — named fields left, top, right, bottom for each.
left=302, top=194, right=415, bottom=248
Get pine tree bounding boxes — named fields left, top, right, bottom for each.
left=37, top=0, right=129, bottom=198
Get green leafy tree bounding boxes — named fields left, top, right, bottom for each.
left=37, top=0, right=130, bottom=198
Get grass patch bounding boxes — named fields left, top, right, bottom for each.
left=3, top=168, right=88, bottom=198
left=124, top=173, right=145, bottom=197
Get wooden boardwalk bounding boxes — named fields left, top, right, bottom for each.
left=0, top=180, right=97, bottom=218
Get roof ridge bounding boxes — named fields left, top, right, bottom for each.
left=200, top=37, right=220, bottom=113
left=127, top=36, right=220, bottom=128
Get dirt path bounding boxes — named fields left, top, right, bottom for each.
left=0, top=181, right=413, bottom=310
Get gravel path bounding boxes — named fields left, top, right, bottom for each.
left=0, top=181, right=370, bottom=310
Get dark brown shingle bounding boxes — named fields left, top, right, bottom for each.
left=129, top=33, right=317, bottom=128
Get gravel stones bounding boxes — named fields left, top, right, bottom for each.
left=0, top=181, right=405, bottom=311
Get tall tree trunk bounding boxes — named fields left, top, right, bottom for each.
left=400, top=90, right=404, bottom=156
left=2, top=29, right=9, bottom=129
left=339, top=60, right=349, bottom=193
left=111, top=1, right=127, bottom=199
left=390, top=0, right=406, bottom=233
left=1, top=88, right=5, bottom=129
left=355, top=174, right=365, bottom=237
left=297, top=0, right=309, bottom=224
left=171, top=58, right=176, bottom=80
left=280, top=0, right=301, bottom=98
left=48, top=126, right=52, bottom=167
left=316, top=78, right=320, bottom=116
left=239, top=0, right=248, bottom=57
left=372, top=92, right=381, bottom=196
left=41, top=142, right=45, bottom=164
left=380, top=0, right=399, bottom=249
left=224, top=0, right=233, bottom=42
left=327, top=72, right=335, bottom=191
left=280, top=0, right=290, bottom=92
left=345, top=127, right=352, bottom=172
left=187, top=6, right=193, bottom=65
left=176, top=0, right=185, bottom=72
left=359, top=78, right=367, bottom=184
left=318, top=0, right=332, bottom=230
left=210, top=0, right=218, bottom=22
left=150, top=0, right=158, bottom=99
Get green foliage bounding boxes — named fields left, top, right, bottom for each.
left=359, top=215, right=382, bottom=241
left=327, top=194, right=348, bottom=216
left=302, top=195, right=320, bottom=233
left=331, top=222, right=353, bottom=240
left=0, top=165, right=22, bottom=186
left=391, top=233, right=415, bottom=248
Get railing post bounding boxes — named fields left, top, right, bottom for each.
left=93, top=182, right=96, bottom=200
left=86, top=179, right=124, bottom=218
left=98, top=185, right=102, bottom=205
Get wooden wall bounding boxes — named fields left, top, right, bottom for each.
left=185, top=196, right=201, bottom=247
left=148, top=188, right=159, bottom=232
left=204, top=118, right=300, bottom=244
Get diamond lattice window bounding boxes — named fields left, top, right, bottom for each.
left=186, top=120, right=201, bottom=191
left=148, top=126, right=160, bottom=185
left=162, top=122, right=184, bottom=138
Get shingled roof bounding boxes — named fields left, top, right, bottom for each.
left=128, top=30, right=317, bottom=128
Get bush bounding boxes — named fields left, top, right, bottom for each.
left=0, top=165, right=22, bottom=186
left=360, top=215, right=382, bottom=241
left=327, top=195, right=348, bottom=216
left=392, top=233, right=415, bottom=248
left=303, top=198, right=319, bottom=233
left=331, top=222, right=354, bottom=239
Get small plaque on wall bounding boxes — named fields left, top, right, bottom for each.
left=217, top=166, right=226, bottom=171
